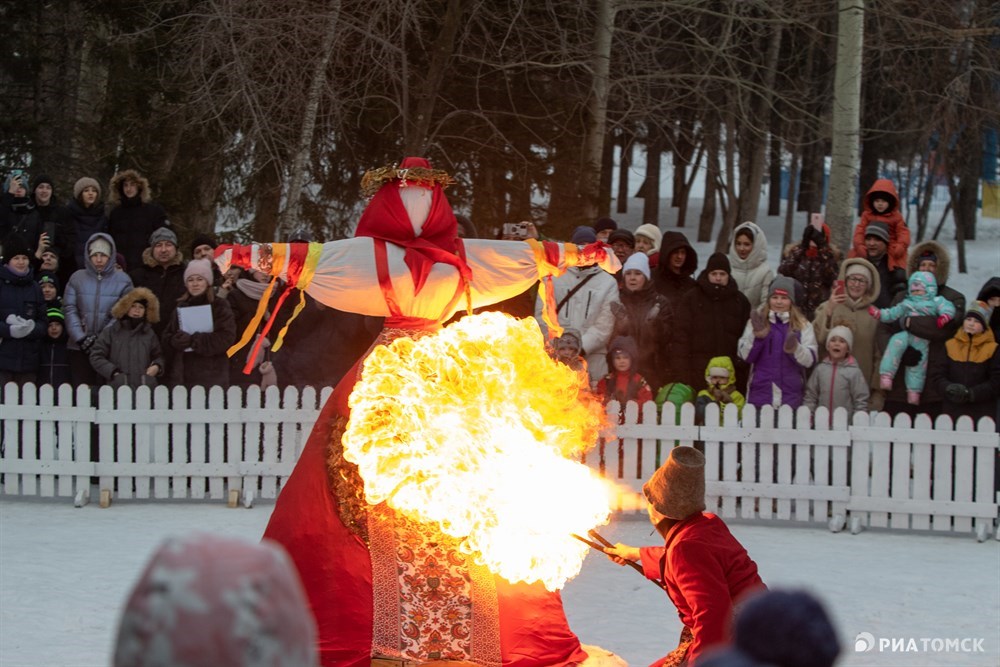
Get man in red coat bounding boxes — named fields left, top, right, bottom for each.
left=607, top=447, right=765, bottom=666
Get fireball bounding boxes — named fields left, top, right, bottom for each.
left=342, top=311, right=612, bottom=590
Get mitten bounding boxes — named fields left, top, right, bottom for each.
left=944, top=383, right=970, bottom=404
left=783, top=332, right=799, bottom=354
left=900, top=346, right=922, bottom=367
left=750, top=310, right=769, bottom=338
left=9, top=316, right=33, bottom=339
left=867, top=306, right=881, bottom=319
left=78, top=334, right=98, bottom=352
left=259, top=361, right=278, bottom=389
left=936, top=315, right=952, bottom=328
left=170, top=331, right=192, bottom=351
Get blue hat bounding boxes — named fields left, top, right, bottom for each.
left=571, top=226, right=597, bottom=245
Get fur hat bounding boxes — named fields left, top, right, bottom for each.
left=622, top=252, right=651, bottom=280
left=88, top=237, right=112, bottom=258
left=111, top=287, right=160, bottom=323
left=608, top=229, right=635, bottom=247
left=2, top=233, right=32, bottom=262
left=864, top=221, right=890, bottom=244
left=148, top=226, right=178, bottom=248
left=184, top=258, right=214, bottom=285
left=732, top=590, right=841, bottom=667
left=826, top=324, right=854, bottom=351
left=571, top=226, right=597, bottom=246
left=73, top=177, right=101, bottom=200
left=190, top=234, right=218, bottom=255
left=705, top=252, right=731, bottom=275
left=593, top=217, right=618, bottom=234
left=768, top=275, right=798, bottom=305
left=642, top=446, right=706, bottom=520
left=965, top=300, right=993, bottom=328
left=634, top=224, right=662, bottom=253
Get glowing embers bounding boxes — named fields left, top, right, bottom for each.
left=343, top=311, right=612, bottom=590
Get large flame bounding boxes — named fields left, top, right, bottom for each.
left=342, top=311, right=612, bottom=590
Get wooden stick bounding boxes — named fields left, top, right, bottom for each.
left=571, top=533, right=666, bottom=590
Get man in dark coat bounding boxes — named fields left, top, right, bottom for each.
left=0, top=233, right=47, bottom=384
left=862, top=222, right=906, bottom=309
left=606, top=447, right=766, bottom=666
left=878, top=240, right=966, bottom=418
left=129, top=227, right=187, bottom=338
left=108, top=170, right=170, bottom=272
left=654, top=231, right=698, bottom=306
left=674, top=252, right=752, bottom=390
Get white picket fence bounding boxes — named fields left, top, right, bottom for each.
left=1, top=383, right=997, bottom=540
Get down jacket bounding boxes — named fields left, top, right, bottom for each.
left=849, top=179, right=911, bottom=271
left=738, top=312, right=817, bottom=409
left=130, top=246, right=187, bottom=337
left=727, top=221, right=774, bottom=311
left=107, top=170, right=169, bottom=271
left=161, top=293, right=237, bottom=389
left=654, top=231, right=698, bottom=305
left=804, top=355, right=870, bottom=419
left=89, top=287, right=164, bottom=388
left=0, top=263, right=46, bottom=373
left=813, top=257, right=882, bottom=388
left=610, top=279, right=674, bottom=391
left=63, top=233, right=134, bottom=351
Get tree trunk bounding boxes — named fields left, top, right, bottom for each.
left=642, top=134, right=662, bottom=226
left=698, top=120, right=719, bottom=243
left=251, top=158, right=284, bottom=242
left=783, top=137, right=802, bottom=246
left=825, top=0, right=864, bottom=255
left=858, top=135, right=880, bottom=216
left=471, top=161, right=501, bottom=238
left=797, top=140, right=825, bottom=214
left=579, top=0, right=617, bottom=223
left=767, top=133, right=783, bottom=216
left=277, top=2, right=342, bottom=241
left=716, top=114, right=741, bottom=253
left=737, top=23, right=783, bottom=223
left=677, top=144, right=704, bottom=233
left=598, top=126, right=615, bottom=217
left=617, top=130, right=632, bottom=214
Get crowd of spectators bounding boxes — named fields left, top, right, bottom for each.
left=1, top=169, right=998, bottom=429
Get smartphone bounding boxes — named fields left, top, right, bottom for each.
left=810, top=212, right=824, bottom=232
left=501, top=221, right=531, bottom=240
left=834, top=279, right=845, bottom=295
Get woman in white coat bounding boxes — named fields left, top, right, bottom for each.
left=728, top=221, right=774, bottom=311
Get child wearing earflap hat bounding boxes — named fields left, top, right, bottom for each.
left=89, top=287, right=165, bottom=388
left=604, top=446, right=766, bottom=666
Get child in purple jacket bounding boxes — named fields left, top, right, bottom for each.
left=738, top=276, right=818, bottom=409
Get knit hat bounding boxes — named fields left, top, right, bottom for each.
left=2, top=233, right=32, bottom=262
left=555, top=328, right=583, bottom=353
left=965, top=300, right=993, bottom=328
left=571, top=226, right=597, bottom=246
left=115, top=252, right=127, bottom=271
left=844, top=262, right=873, bottom=282
left=73, top=177, right=101, bottom=200
left=707, top=365, right=730, bottom=380
left=827, top=325, right=854, bottom=351
left=148, top=226, right=178, bottom=248
left=622, top=252, right=651, bottom=280
left=633, top=224, right=662, bottom=253
left=917, top=249, right=938, bottom=265
left=190, top=234, right=218, bottom=255
left=88, top=237, right=112, bottom=257
left=864, top=221, right=890, bottom=243
left=705, top=252, right=731, bottom=275
left=46, top=307, right=65, bottom=323
left=113, top=534, right=318, bottom=667
left=608, top=229, right=635, bottom=247
left=593, top=217, right=618, bottom=234
left=732, top=590, right=841, bottom=667
left=184, top=258, right=214, bottom=285
left=32, top=174, right=53, bottom=195
left=39, top=273, right=59, bottom=290
left=768, top=275, right=798, bottom=305
left=642, top=446, right=706, bottom=520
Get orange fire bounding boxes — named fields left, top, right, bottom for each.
left=342, top=311, right=613, bottom=590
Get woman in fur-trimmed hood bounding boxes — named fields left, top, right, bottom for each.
left=89, top=286, right=165, bottom=388
left=108, top=169, right=169, bottom=272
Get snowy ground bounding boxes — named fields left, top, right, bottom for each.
left=1, top=499, right=997, bottom=667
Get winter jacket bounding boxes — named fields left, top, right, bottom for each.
left=38, top=331, right=70, bottom=387
left=929, top=327, right=1000, bottom=423
left=654, top=231, right=698, bottom=306
left=867, top=251, right=907, bottom=309
left=63, top=234, right=134, bottom=351
left=813, top=257, right=882, bottom=389
left=639, top=513, right=765, bottom=665
left=727, top=221, right=774, bottom=311
left=674, top=269, right=752, bottom=389
left=849, top=179, right=910, bottom=271
left=108, top=170, right=169, bottom=271
left=596, top=336, right=654, bottom=405
left=535, top=264, right=619, bottom=382
left=89, top=287, right=164, bottom=388
left=61, top=198, right=109, bottom=271
left=130, top=246, right=187, bottom=337
left=0, top=264, right=47, bottom=373
left=610, top=281, right=674, bottom=390
left=161, top=294, right=236, bottom=389
left=804, top=356, right=869, bottom=421
left=695, top=355, right=746, bottom=423
left=777, top=225, right=840, bottom=320
left=0, top=192, right=43, bottom=250
left=738, top=312, right=817, bottom=409
left=976, top=277, right=1000, bottom=339
left=225, top=279, right=286, bottom=388
left=878, top=240, right=966, bottom=409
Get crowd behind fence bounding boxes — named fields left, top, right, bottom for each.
left=1, top=382, right=997, bottom=541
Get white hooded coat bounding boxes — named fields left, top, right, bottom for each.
left=728, top=221, right=774, bottom=311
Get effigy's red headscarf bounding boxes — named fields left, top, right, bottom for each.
left=354, top=157, right=471, bottom=294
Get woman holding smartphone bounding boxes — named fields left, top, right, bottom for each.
left=777, top=214, right=840, bottom=320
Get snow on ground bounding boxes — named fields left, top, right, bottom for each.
left=1, top=499, right=997, bottom=667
